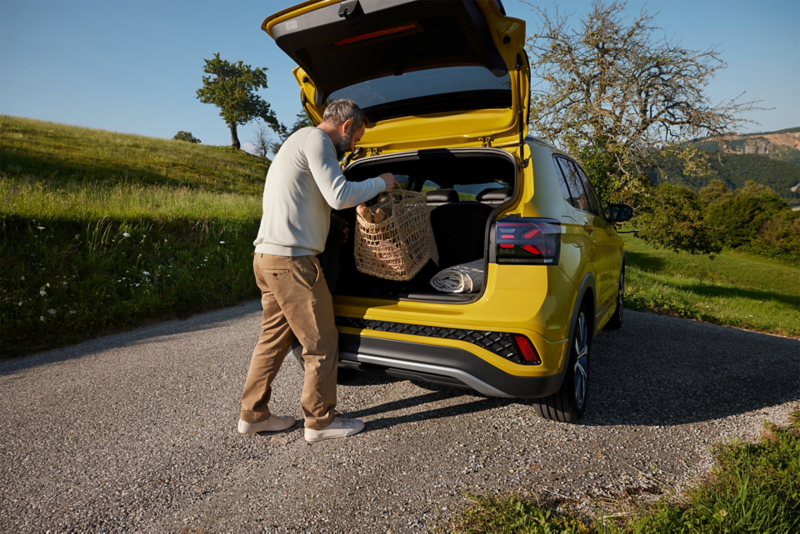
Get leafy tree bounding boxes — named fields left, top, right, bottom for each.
left=753, top=210, right=800, bottom=262
left=699, top=179, right=732, bottom=206
left=173, top=131, right=201, bottom=144
left=196, top=53, right=279, bottom=150
left=705, top=184, right=788, bottom=248
left=526, top=1, right=760, bottom=253
left=633, top=183, right=720, bottom=255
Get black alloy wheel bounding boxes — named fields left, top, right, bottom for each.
left=534, top=306, right=591, bottom=423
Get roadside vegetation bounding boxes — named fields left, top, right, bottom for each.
left=622, top=235, right=800, bottom=337
left=0, top=115, right=266, bottom=357
left=450, top=410, right=800, bottom=533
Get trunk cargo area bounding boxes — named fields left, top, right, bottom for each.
left=331, top=149, right=517, bottom=303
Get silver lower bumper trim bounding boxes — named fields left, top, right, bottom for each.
left=341, top=352, right=513, bottom=398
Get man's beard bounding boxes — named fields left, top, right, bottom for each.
left=335, top=128, right=353, bottom=160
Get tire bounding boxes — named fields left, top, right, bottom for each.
left=606, top=265, right=624, bottom=329
left=534, top=306, right=590, bottom=423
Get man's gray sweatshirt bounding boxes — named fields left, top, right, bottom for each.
left=253, top=127, right=386, bottom=257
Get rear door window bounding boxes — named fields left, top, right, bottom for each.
left=576, top=167, right=604, bottom=218
left=552, top=157, right=574, bottom=206
left=555, top=158, right=591, bottom=213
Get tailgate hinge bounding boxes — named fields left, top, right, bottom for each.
left=480, top=137, right=493, bottom=148
left=366, top=147, right=382, bottom=157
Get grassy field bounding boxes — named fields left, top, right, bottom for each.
left=622, top=235, right=800, bottom=337
left=451, top=411, right=800, bottom=532
left=1, top=116, right=266, bottom=357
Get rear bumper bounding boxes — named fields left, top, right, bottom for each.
left=336, top=334, right=565, bottom=399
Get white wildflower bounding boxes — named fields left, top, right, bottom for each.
left=18, top=302, right=23, bottom=306
left=20, top=276, right=25, bottom=281
left=142, top=271, right=150, bottom=276
left=135, top=283, right=140, bottom=287
left=62, top=281, right=67, bottom=286
left=123, top=232, right=131, bottom=238
left=40, top=316, right=45, bottom=322
left=47, top=308, right=56, bottom=315
left=37, top=226, right=45, bottom=230
left=220, top=241, right=225, bottom=244
left=69, top=311, right=76, bottom=314
left=40, top=290, right=47, bottom=297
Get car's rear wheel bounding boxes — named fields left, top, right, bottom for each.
left=606, top=266, right=624, bottom=329
left=534, top=306, right=590, bottom=423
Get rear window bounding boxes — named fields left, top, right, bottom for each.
left=329, top=66, right=512, bottom=123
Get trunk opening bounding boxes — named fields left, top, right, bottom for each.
left=332, top=148, right=518, bottom=304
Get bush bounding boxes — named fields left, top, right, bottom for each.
left=173, top=130, right=201, bottom=143
left=633, top=183, right=720, bottom=255
left=706, top=185, right=788, bottom=249
left=749, top=209, right=800, bottom=263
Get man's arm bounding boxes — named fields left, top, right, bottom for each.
left=305, top=130, right=391, bottom=210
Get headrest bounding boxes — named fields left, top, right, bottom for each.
left=477, top=187, right=513, bottom=202
left=426, top=188, right=459, bottom=203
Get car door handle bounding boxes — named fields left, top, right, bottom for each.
left=583, top=224, right=594, bottom=233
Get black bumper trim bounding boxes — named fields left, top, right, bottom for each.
left=339, top=334, right=564, bottom=399
left=335, top=316, right=539, bottom=365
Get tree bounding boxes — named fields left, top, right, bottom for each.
left=196, top=53, right=279, bottom=150
left=633, top=183, right=720, bottom=255
left=698, top=179, right=732, bottom=206
left=525, top=1, right=759, bottom=215
left=173, top=131, right=201, bottom=144
left=705, top=183, right=788, bottom=248
left=249, top=123, right=274, bottom=167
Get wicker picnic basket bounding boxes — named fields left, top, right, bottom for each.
left=354, top=190, right=431, bottom=281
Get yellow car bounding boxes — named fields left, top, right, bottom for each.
left=263, top=0, right=633, bottom=423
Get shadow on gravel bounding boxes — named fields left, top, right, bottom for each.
left=584, top=311, right=800, bottom=427
left=0, top=302, right=261, bottom=376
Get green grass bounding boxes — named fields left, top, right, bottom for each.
left=450, top=411, right=800, bottom=533
left=0, top=116, right=267, bottom=357
left=622, top=235, right=800, bottom=337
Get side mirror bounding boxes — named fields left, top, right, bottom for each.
left=606, top=203, right=633, bottom=223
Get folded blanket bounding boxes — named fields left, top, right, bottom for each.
left=430, top=259, right=485, bottom=293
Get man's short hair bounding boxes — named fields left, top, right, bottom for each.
left=322, top=99, right=367, bottom=130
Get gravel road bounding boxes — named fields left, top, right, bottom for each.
left=1, top=304, right=798, bottom=532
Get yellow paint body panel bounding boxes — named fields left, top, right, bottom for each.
left=263, top=0, right=530, bottom=154
left=334, top=262, right=576, bottom=377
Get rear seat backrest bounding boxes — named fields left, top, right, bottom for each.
left=476, top=186, right=513, bottom=205
left=426, top=188, right=459, bottom=204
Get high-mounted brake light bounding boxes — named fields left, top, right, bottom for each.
left=513, top=335, right=541, bottom=364
left=334, top=24, right=417, bottom=46
left=495, top=219, right=561, bottom=265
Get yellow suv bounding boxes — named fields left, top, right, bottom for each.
left=263, top=0, right=633, bottom=423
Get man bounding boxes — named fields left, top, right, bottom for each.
left=238, top=99, right=395, bottom=442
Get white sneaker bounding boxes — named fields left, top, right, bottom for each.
left=237, top=415, right=296, bottom=434
left=304, top=417, right=365, bottom=443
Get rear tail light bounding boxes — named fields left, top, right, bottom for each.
left=513, top=335, right=541, bottom=364
left=495, top=219, right=561, bottom=265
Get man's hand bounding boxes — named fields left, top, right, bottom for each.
left=379, top=172, right=396, bottom=192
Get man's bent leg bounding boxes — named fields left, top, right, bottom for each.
left=267, top=255, right=339, bottom=430
left=240, top=255, right=295, bottom=424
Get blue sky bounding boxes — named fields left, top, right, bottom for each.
left=2, top=0, right=798, bottom=149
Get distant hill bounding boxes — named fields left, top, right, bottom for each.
left=650, top=152, right=800, bottom=205
left=694, top=127, right=800, bottom=168
left=650, top=127, right=800, bottom=205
